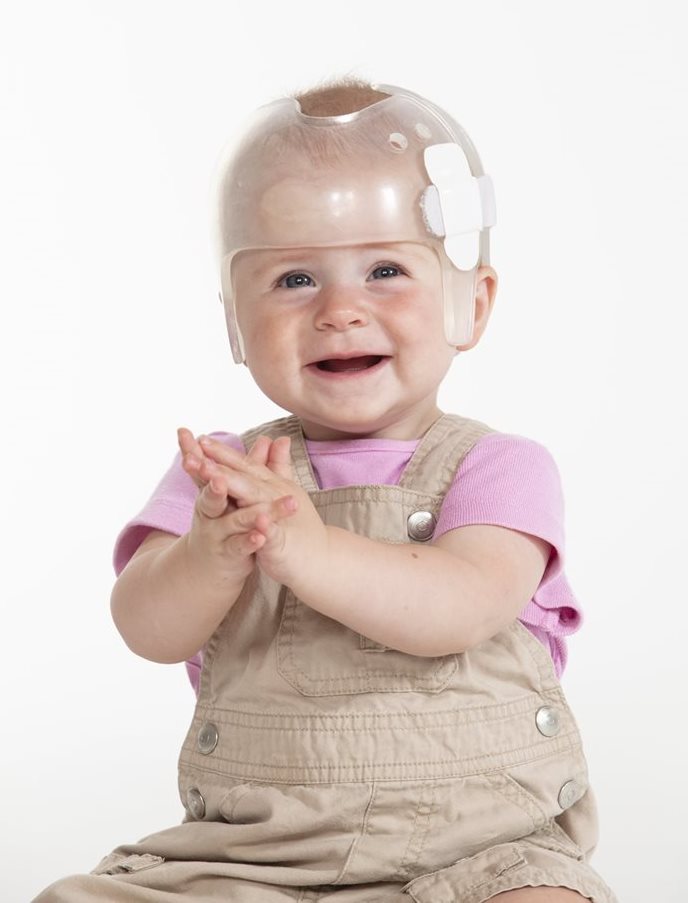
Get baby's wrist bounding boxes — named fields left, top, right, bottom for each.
left=181, top=529, right=252, bottom=596
left=280, top=525, right=335, bottom=608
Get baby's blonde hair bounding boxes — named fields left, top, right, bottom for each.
left=293, top=77, right=390, bottom=117
left=251, top=78, right=404, bottom=170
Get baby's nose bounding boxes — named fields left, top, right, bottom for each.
left=314, top=285, right=369, bottom=331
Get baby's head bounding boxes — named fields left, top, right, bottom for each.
left=211, top=79, right=498, bottom=439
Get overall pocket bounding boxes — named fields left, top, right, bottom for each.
left=275, top=587, right=458, bottom=696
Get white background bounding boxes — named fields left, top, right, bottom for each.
left=2, top=2, right=686, bottom=900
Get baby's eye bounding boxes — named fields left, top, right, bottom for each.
left=370, top=264, right=404, bottom=280
left=278, top=272, right=314, bottom=289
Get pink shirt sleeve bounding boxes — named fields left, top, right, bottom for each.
left=111, top=431, right=246, bottom=576
left=434, top=432, right=583, bottom=678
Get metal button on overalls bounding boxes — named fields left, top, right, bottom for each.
left=407, top=510, right=436, bottom=541
left=558, top=779, right=583, bottom=810
left=186, top=787, right=206, bottom=820
left=197, top=721, right=219, bottom=755
left=535, top=705, right=561, bottom=737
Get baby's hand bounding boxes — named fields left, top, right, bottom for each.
left=176, top=428, right=295, bottom=585
left=197, top=435, right=328, bottom=589
left=177, top=428, right=271, bottom=492
left=186, top=475, right=298, bottom=586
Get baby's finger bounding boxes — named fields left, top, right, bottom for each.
left=181, top=452, right=207, bottom=490
left=195, top=456, right=242, bottom=494
left=223, top=495, right=296, bottom=537
left=197, top=460, right=270, bottom=517
left=199, top=436, right=267, bottom=478
left=195, top=476, right=230, bottom=519
left=202, top=459, right=273, bottom=509
left=246, top=435, right=272, bottom=468
left=178, top=428, right=211, bottom=490
left=273, top=494, right=298, bottom=517
left=267, top=436, right=293, bottom=480
left=223, top=528, right=266, bottom=558
left=178, top=427, right=207, bottom=462
left=252, top=510, right=283, bottom=546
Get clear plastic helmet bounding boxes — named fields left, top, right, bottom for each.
left=211, top=84, right=496, bottom=364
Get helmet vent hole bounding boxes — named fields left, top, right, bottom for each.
left=388, top=132, right=408, bottom=152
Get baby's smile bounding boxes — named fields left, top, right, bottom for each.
left=228, top=241, right=477, bottom=439
left=308, top=353, right=390, bottom=374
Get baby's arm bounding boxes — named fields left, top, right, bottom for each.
left=296, top=521, right=550, bottom=656
left=198, top=436, right=550, bottom=657
left=110, top=431, right=295, bottom=664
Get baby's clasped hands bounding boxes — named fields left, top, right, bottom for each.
left=180, top=430, right=328, bottom=589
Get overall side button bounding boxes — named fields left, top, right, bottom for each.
left=197, top=721, right=219, bottom=755
left=535, top=706, right=561, bottom=737
left=558, top=779, right=583, bottom=810
left=186, top=787, right=206, bottom=820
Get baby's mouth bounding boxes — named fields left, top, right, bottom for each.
left=315, top=355, right=385, bottom=372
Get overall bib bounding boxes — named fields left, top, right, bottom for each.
left=35, top=414, right=617, bottom=903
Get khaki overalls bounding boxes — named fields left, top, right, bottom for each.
left=35, top=414, right=618, bottom=903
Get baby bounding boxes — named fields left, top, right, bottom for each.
left=34, top=80, right=618, bottom=902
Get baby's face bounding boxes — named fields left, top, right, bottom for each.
left=232, top=241, right=458, bottom=441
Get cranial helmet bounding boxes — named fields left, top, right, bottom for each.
left=211, top=84, right=496, bottom=364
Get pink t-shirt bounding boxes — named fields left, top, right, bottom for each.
left=113, top=430, right=582, bottom=694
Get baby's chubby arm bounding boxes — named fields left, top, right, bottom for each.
left=110, top=431, right=297, bottom=664
left=198, top=436, right=551, bottom=657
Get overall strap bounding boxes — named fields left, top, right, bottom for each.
left=398, top=413, right=495, bottom=497
left=240, top=415, right=319, bottom=493
left=241, top=412, right=496, bottom=499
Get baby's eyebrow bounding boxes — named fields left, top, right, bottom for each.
left=241, top=244, right=434, bottom=279
left=248, top=252, right=312, bottom=276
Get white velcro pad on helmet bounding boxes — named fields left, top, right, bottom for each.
left=422, top=143, right=496, bottom=271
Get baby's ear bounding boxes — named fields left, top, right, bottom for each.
left=455, top=266, right=498, bottom=352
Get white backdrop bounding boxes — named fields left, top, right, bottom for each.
left=2, top=2, right=686, bottom=901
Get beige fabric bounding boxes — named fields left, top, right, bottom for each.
left=34, top=413, right=618, bottom=902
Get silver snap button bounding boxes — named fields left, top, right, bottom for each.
left=558, top=780, right=582, bottom=810
left=187, top=787, right=206, bottom=820
left=407, top=510, right=436, bottom=542
left=197, top=722, right=219, bottom=755
left=535, top=706, right=561, bottom=737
